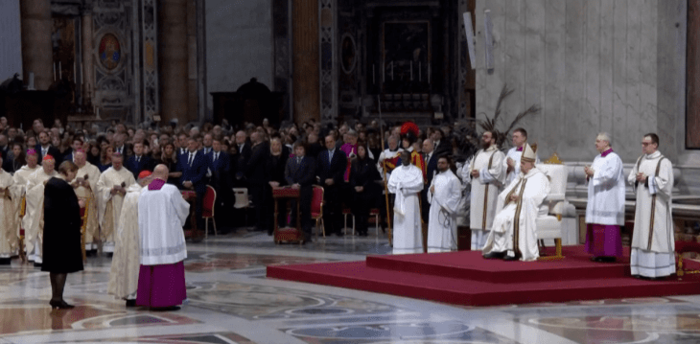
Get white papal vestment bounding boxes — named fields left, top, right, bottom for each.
left=482, top=167, right=550, bottom=261
left=72, top=162, right=101, bottom=250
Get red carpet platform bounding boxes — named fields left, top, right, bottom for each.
left=266, top=245, right=700, bottom=307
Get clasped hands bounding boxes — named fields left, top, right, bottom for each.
left=470, top=169, right=480, bottom=178
left=635, top=172, right=647, bottom=182
left=110, top=185, right=126, bottom=196
left=583, top=165, right=595, bottom=177
left=509, top=193, right=520, bottom=202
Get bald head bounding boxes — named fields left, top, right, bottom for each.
left=153, top=164, right=169, bottom=180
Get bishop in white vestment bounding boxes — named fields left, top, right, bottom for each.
left=70, top=150, right=102, bottom=252
left=108, top=170, right=152, bottom=306
left=0, top=161, right=17, bottom=264
left=503, top=129, right=539, bottom=186
left=96, top=153, right=136, bottom=253
left=24, top=155, right=59, bottom=264
left=483, top=144, right=550, bottom=261
left=388, top=151, right=425, bottom=254
left=584, top=133, right=625, bottom=262
left=467, top=131, right=506, bottom=250
left=628, top=134, right=675, bottom=278
left=9, top=150, right=40, bottom=259
left=427, top=157, right=462, bottom=253
left=137, top=165, right=189, bottom=309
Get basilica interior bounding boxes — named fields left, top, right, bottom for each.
left=1, top=0, right=700, bottom=343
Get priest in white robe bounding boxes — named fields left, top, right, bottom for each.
left=137, top=165, right=189, bottom=310
left=24, top=155, right=60, bottom=265
left=388, top=150, right=424, bottom=254
left=503, top=128, right=540, bottom=186
left=427, top=156, right=462, bottom=253
left=467, top=130, right=506, bottom=250
left=9, top=149, right=40, bottom=260
left=108, top=170, right=153, bottom=307
left=96, top=152, right=135, bottom=253
left=70, top=150, right=101, bottom=254
left=584, top=133, right=625, bottom=262
left=483, top=144, right=550, bottom=261
left=628, top=133, right=675, bottom=279
left=0, top=157, right=17, bottom=264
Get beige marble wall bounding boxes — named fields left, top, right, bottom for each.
left=475, top=0, right=686, bottom=165
left=19, top=0, right=52, bottom=90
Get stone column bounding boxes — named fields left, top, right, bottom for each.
left=292, top=0, right=320, bottom=123
left=81, top=7, right=94, bottom=104
left=19, top=0, right=53, bottom=90
left=687, top=0, right=700, bottom=148
left=159, top=0, right=189, bottom=124
left=186, top=0, right=198, bottom=122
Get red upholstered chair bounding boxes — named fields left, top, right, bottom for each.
left=675, top=240, right=700, bottom=277
left=202, top=185, right=217, bottom=238
left=311, top=186, right=325, bottom=238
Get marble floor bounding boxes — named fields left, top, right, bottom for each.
left=2, top=228, right=700, bottom=344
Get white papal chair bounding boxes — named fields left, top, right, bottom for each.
left=535, top=154, right=568, bottom=260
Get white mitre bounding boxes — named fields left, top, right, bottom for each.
left=521, top=143, right=538, bottom=163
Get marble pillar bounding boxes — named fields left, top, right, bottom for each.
left=687, top=0, right=700, bottom=148
left=187, top=0, right=198, bottom=122
left=292, top=0, right=320, bottom=123
left=81, top=8, right=94, bottom=104
left=19, top=0, right=52, bottom=90
left=159, top=0, right=190, bottom=124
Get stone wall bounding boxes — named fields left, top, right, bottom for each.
left=205, top=0, right=273, bottom=111
left=474, top=0, right=686, bottom=164
left=0, top=0, right=22, bottom=82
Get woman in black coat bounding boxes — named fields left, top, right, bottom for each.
left=43, top=160, right=83, bottom=309
left=350, top=144, right=382, bottom=236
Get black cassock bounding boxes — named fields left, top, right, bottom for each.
left=41, top=177, right=83, bottom=273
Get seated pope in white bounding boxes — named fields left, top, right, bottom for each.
left=482, top=143, right=550, bottom=261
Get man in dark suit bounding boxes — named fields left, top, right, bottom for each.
left=207, top=137, right=232, bottom=229
left=125, top=141, right=155, bottom=179
left=234, top=131, right=252, bottom=181
left=61, top=137, right=84, bottom=163
left=179, top=137, right=208, bottom=230
left=112, top=133, right=130, bottom=157
left=36, top=130, right=61, bottom=165
left=432, top=128, right=452, bottom=158
left=421, top=139, right=439, bottom=221
left=316, top=134, right=348, bottom=236
left=246, top=132, right=269, bottom=231
left=285, top=141, right=316, bottom=241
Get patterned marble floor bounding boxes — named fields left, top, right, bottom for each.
left=1, top=228, right=700, bottom=344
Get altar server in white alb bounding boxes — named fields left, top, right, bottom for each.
left=584, top=133, right=625, bottom=262
left=503, top=128, right=539, bottom=187
left=427, top=156, right=462, bottom=253
left=388, top=150, right=425, bottom=254
left=24, top=155, right=59, bottom=265
left=482, top=144, right=550, bottom=261
left=467, top=130, right=506, bottom=250
left=628, top=133, right=675, bottom=279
